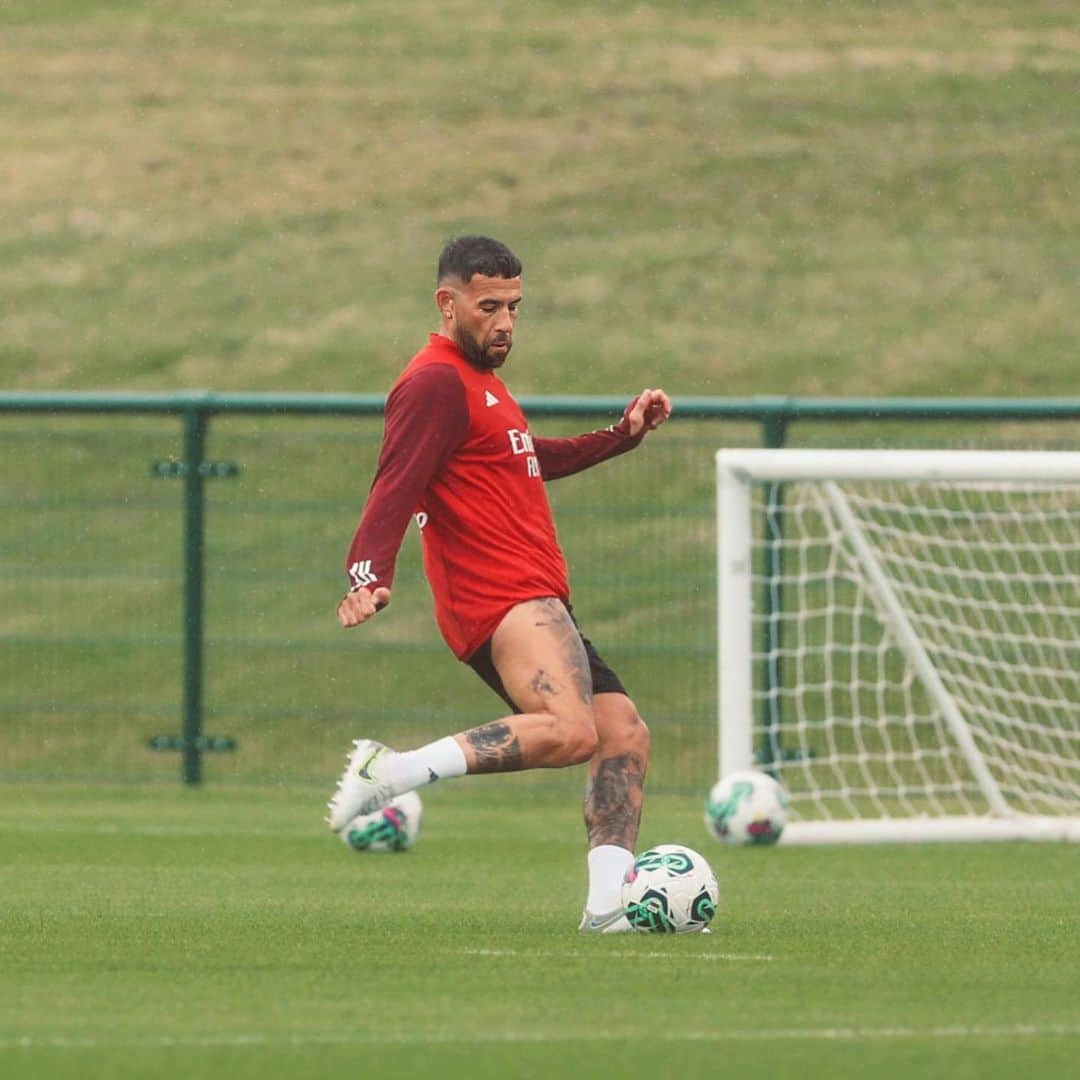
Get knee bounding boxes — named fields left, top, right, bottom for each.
left=526, top=700, right=598, bottom=767
left=561, top=715, right=600, bottom=765
left=544, top=701, right=599, bottom=765
left=600, top=699, right=651, bottom=761
left=631, top=710, right=651, bottom=759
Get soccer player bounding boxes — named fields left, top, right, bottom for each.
left=329, top=235, right=672, bottom=933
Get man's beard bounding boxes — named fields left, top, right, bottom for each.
left=455, top=326, right=511, bottom=370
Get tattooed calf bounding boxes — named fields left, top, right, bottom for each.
left=465, top=720, right=524, bottom=774
left=584, top=752, right=646, bottom=849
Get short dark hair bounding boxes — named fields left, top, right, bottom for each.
left=437, top=235, right=522, bottom=285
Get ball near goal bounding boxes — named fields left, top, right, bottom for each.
left=706, top=769, right=789, bottom=845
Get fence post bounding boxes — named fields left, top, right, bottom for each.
left=758, top=410, right=790, bottom=773
left=181, top=407, right=208, bottom=785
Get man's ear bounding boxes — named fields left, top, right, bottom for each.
left=435, top=286, right=455, bottom=321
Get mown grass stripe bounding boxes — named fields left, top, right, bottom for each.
left=2, top=1023, right=1078, bottom=1051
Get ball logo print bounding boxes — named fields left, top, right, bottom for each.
left=689, top=889, right=717, bottom=926
left=632, top=849, right=695, bottom=875
left=625, top=887, right=677, bottom=933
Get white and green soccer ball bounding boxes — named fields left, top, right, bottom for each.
left=339, top=791, right=422, bottom=853
left=706, top=769, right=789, bottom=846
left=621, top=844, right=719, bottom=934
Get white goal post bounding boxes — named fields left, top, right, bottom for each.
left=716, top=449, right=1080, bottom=844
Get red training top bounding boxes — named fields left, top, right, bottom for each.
left=344, top=333, right=644, bottom=659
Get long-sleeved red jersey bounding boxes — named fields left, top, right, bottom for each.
left=345, top=333, right=644, bottom=659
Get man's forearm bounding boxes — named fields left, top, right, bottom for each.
left=533, top=422, right=645, bottom=481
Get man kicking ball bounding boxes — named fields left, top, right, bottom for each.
left=329, top=235, right=671, bottom=933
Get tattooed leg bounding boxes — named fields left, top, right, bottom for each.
left=454, top=598, right=599, bottom=773
left=585, top=752, right=646, bottom=848
left=584, top=694, right=650, bottom=850
left=462, top=720, right=524, bottom=774
left=527, top=598, right=593, bottom=706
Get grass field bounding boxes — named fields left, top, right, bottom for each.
left=2, top=4, right=1079, bottom=1077
left=2, top=783, right=1078, bottom=1080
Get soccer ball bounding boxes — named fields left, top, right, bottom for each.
left=339, top=791, right=422, bottom=853
left=621, top=844, right=719, bottom=934
left=706, top=769, right=789, bottom=845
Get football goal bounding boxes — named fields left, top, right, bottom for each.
left=716, top=449, right=1080, bottom=844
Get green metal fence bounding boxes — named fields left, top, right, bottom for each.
left=2, top=392, right=1078, bottom=790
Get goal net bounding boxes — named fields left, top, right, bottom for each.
left=716, top=450, right=1080, bottom=843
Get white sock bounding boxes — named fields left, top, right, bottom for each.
left=383, top=736, right=467, bottom=796
left=585, top=844, right=635, bottom=913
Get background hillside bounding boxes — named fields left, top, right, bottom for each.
left=3, top=0, right=1077, bottom=398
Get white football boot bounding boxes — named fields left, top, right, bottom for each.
left=578, top=908, right=635, bottom=934
left=578, top=909, right=712, bottom=934
left=327, top=739, right=397, bottom=832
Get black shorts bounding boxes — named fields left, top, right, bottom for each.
left=466, top=602, right=628, bottom=713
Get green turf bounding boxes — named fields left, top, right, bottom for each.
left=1, top=782, right=1077, bottom=1079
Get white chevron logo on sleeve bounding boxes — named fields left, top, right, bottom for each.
left=484, top=390, right=500, bottom=407
left=347, top=560, right=378, bottom=588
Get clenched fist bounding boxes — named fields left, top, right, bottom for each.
left=337, top=586, right=391, bottom=627
left=625, top=388, right=672, bottom=438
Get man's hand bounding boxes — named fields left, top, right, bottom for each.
left=625, top=388, right=672, bottom=438
left=337, top=586, right=391, bottom=628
